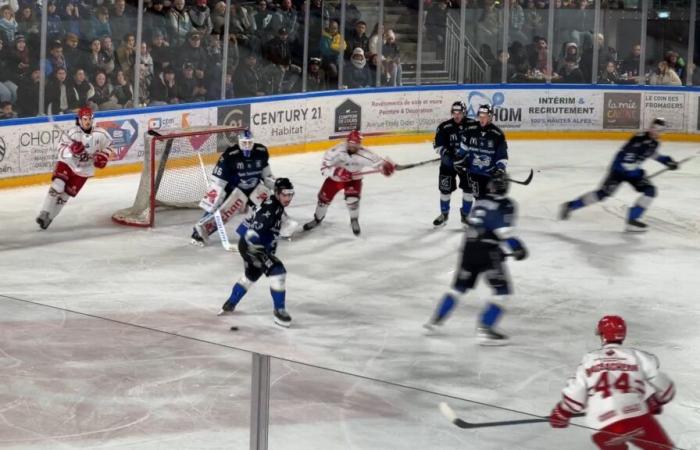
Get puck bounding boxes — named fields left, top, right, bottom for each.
left=229, top=326, right=239, bottom=331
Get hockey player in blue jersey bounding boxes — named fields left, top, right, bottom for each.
left=424, top=174, right=527, bottom=344
left=455, top=104, right=509, bottom=208
left=191, top=130, right=275, bottom=246
left=560, top=118, right=678, bottom=231
left=432, top=101, right=477, bottom=227
left=218, top=178, right=295, bottom=327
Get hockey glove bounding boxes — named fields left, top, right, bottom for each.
left=511, top=246, right=528, bottom=261
left=506, top=238, right=528, bottom=261
left=69, top=140, right=86, bottom=156
left=665, top=160, right=679, bottom=170
left=490, top=167, right=506, bottom=178
left=333, top=167, right=353, bottom=182
left=549, top=403, right=572, bottom=428
left=646, top=395, right=664, bottom=415
left=380, top=160, right=396, bottom=176
left=93, top=150, right=110, bottom=169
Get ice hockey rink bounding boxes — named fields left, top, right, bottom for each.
left=1, top=139, right=699, bottom=449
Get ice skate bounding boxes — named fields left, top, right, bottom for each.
left=190, top=228, right=206, bottom=247
left=36, top=211, right=52, bottom=230
left=626, top=219, right=648, bottom=233
left=432, top=213, right=448, bottom=227
left=274, top=309, right=292, bottom=327
left=350, top=218, right=361, bottom=236
left=303, top=216, right=322, bottom=231
left=477, top=326, right=509, bottom=346
left=217, top=301, right=236, bottom=316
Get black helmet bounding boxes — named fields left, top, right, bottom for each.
left=274, top=177, right=294, bottom=195
left=487, top=174, right=509, bottom=195
left=650, top=117, right=667, bottom=131
left=451, top=101, right=466, bottom=114
left=477, top=104, right=493, bottom=116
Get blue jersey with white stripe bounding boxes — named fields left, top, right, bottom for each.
left=610, top=132, right=671, bottom=178
left=467, top=196, right=523, bottom=253
left=456, top=123, right=509, bottom=176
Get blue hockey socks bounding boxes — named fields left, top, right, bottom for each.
left=461, top=199, right=472, bottom=216
left=569, top=198, right=585, bottom=210
left=479, top=303, right=503, bottom=328
left=434, top=293, right=457, bottom=323
left=440, top=199, right=450, bottom=214
left=227, top=282, right=248, bottom=306
left=628, top=205, right=645, bottom=221
left=271, top=289, right=286, bottom=310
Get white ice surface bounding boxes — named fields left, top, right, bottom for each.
left=0, top=140, right=699, bottom=449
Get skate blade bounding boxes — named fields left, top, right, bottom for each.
left=274, top=318, right=291, bottom=328
left=217, top=309, right=234, bottom=316
left=625, top=226, right=648, bottom=233
left=190, top=238, right=206, bottom=247
left=477, top=335, right=509, bottom=346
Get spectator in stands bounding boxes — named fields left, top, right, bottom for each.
left=46, top=1, right=64, bottom=42
left=664, top=50, right=685, bottom=82
left=528, top=35, right=548, bottom=73
left=116, top=32, right=136, bottom=76
left=263, top=27, right=291, bottom=65
left=367, top=52, right=389, bottom=85
left=345, top=20, right=368, bottom=60
left=619, top=43, right=641, bottom=81
left=168, top=0, right=193, bottom=47
left=84, top=38, right=104, bottom=78
left=230, top=2, right=258, bottom=57
left=556, top=42, right=579, bottom=74
left=62, top=33, right=81, bottom=73
left=206, top=68, right=234, bottom=99
left=306, top=56, right=327, bottom=91
left=175, top=62, right=198, bottom=102
left=140, top=42, right=154, bottom=85
left=112, top=68, right=133, bottom=107
left=88, top=6, right=111, bottom=43
left=110, top=0, right=132, bottom=46
left=368, top=23, right=381, bottom=55
left=145, top=0, right=169, bottom=42
left=0, top=39, right=16, bottom=103
left=343, top=47, right=371, bottom=88
left=149, top=65, right=180, bottom=104
left=476, top=0, right=500, bottom=56
left=0, top=100, right=17, bottom=119
left=60, top=2, right=80, bottom=40
left=16, top=65, right=39, bottom=117
left=251, top=0, right=276, bottom=45
left=320, top=19, right=345, bottom=82
left=508, top=0, right=528, bottom=45
left=598, top=60, right=620, bottom=84
left=425, top=0, right=448, bottom=59
left=99, top=35, right=116, bottom=76
left=523, top=0, right=545, bottom=39
left=211, top=1, right=227, bottom=36
left=649, top=60, right=682, bottom=86
left=45, top=67, right=78, bottom=114
left=44, top=41, right=66, bottom=76
left=88, top=70, right=118, bottom=110
left=277, top=0, right=298, bottom=43
left=556, top=55, right=584, bottom=82
left=72, top=68, right=95, bottom=106
left=7, top=34, right=29, bottom=83
left=178, top=30, right=208, bottom=71
left=260, top=56, right=300, bottom=94
left=331, top=0, right=360, bottom=33
left=150, top=30, right=171, bottom=74
left=0, top=5, right=17, bottom=44
left=224, top=33, right=240, bottom=72
left=305, top=0, right=328, bottom=59
left=16, top=6, right=38, bottom=42
left=489, top=49, right=515, bottom=83
left=382, top=29, right=401, bottom=86
left=189, top=0, right=212, bottom=36
left=233, top=53, right=263, bottom=98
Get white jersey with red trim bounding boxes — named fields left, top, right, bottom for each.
left=560, top=343, right=675, bottom=430
left=320, top=143, right=384, bottom=181
left=57, top=126, right=113, bottom=178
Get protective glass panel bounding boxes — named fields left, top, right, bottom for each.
left=644, top=0, right=689, bottom=86
left=598, top=0, right=643, bottom=84
left=5, top=3, right=41, bottom=118
left=552, top=0, right=596, bottom=83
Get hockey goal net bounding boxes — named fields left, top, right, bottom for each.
left=112, top=126, right=242, bottom=227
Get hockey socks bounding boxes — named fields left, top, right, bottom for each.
left=269, top=274, right=286, bottom=310
left=479, top=303, right=503, bottom=328
left=461, top=192, right=474, bottom=216
left=433, top=293, right=457, bottom=324
left=440, top=194, right=450, bottom=215
left=227, top=282, right=248, bottom=306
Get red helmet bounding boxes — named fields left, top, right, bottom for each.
left=347, top=129, right=362, bottom=144
left=596, top=315, right=626, bottom=343
left=77, top=106, right=93, bottom=119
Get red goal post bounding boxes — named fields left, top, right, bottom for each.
left=112, top=125, right=243, bottom=227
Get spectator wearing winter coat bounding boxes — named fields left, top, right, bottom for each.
left=277, top=0, right=298, bottom=41
left=251, top=0, right=277, bottom=44
left=88, top=6, right=111, bottom=42
left=112, top=68, right=133, bottom=107
left=150, top=30, right=172, bottom=74
left=88, top=70, right=119, bottom=110
left=344, top=20, right=368, bottom=60
left=99, top=35, right=116, bottom=76
left=343, top=47, right=371, bottom=88
left=320, top=20, right=345, bottom=80
left=149, top=66, right=180, bottom=105
left=16, top=6, right=38, bottom=42
left=115, top=32, right=136, bottom=76
left=260, top=57, right=300, bottom=95
left=45, top=67, right=79, bottom=114
left=144, top=0, right=169, bottom=42
left=43, top=41, right=66, bottom=76
left=46, top=1, right=64, bottom=42
left=7, top=33, right=29, bottom=83
left=177, top=30, right=209, bottom=72
left=62, top=33, right=81, bottom=73
left=306, top=56, right=327, bottom=91
left=233, top=53, right=263, bottom=98
left=189, top=0, right=212, bottom=36
left=211, top=1, right=227, bottom=36
left=0, top=5, right=17, bottom=44
left=16, top=65, right=39, bottom=117
left=110, top=0, right=132, bottom=46
left=60, top=2, right=80, bottom=40
left=168, top=0, right=193, bottom=47
left=71, top=68, right=95, bottom=106
left=649, top=60, right=682, bottom=86
left=263, top=27, right=291, bottom=65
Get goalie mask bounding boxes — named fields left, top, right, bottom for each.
left=76, top=106, right=94, bottom=132
left=238, top=130, right=254, bottom=157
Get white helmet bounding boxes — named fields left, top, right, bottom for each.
left=238, top=130, right=254, bottom=156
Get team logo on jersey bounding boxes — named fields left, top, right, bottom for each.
left=473, top=155, right=491, bottom=169
left=237, top=162, right=244, bottom=170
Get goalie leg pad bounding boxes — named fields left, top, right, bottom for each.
left=196, top=188, right=249, bottom=237
left=248, top=183, right=272, bottom=207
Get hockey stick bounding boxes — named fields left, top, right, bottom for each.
left=355, top=157, right=442, bottom=176
left=439, top=402, right=583, bottom=429
left=195, top=151, right=236, bottom=252
left=647, top=153, right=698, bottom=180
left=507, top=169, right=534, bottom=186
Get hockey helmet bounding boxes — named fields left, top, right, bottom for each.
left=477, top=104, right=493, bottom=117
left=76, top=106, right=94, bottom=130
left=274, top=178, right=295, bottom=206
left=596, top=315, right=626, bottom=343
left=487, top=173, right=509, bottom=195
left=451, top=101, right=466, bottom=114
left=650, top=117, right=667, bottom=132
left=238, top=129, right=254, bottom=156
left=347, top=129, right=362, bottom=145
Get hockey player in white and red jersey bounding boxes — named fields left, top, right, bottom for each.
left=302, top=129, right=395, bottom=236
left=36, top=106, right=113, bottom=230
left=550, top=315, right=675, bottom=450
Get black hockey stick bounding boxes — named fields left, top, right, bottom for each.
left=439, top=402, right=583, bottom=429
left=647, top=153, right=698, bottom=180
left=395, top=157, right=441, bottom=171
left=507, top=169, right=534, bottom=186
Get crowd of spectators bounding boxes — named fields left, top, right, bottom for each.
left=0, top=0, right=695, bottom=119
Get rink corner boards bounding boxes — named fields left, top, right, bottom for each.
left=1, top=130, right=699, bottom=190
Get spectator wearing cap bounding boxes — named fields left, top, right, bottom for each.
left=178, top=30, right=208, bottom=72
left=16, top=65, right=39, bottom=117
left=145, top=0, right=169, bottom=43
left=306, top=56, right=326, bottom=91
left=46, top=1, right=64, bottom=42
left=233, top=53, right=263, bottom=98
left=189, top=0, right=212, bottom=37
left=168, top=0, right=193, bottom=47
left=343, top=47, right=371, bottom=88
left=116, top=32, right=136, bottom=76
left=0, top=5, right=17, bottom=44
left=0, top=100, right=17, bottom=119
left=60, top=2, right=80, bottom=40
left=263, top=27, right=291, bottom=65
left=45, top=67, right=78, bottom=114
left=320, top=19, right=346, bottom=82
left=344, top=20, right=368, bottom=60
left=63, top=33, right=81, bottom=72
left=176, top=62, right=201, bottom=102
left=260, top=56, right=300, bottom=95
left=110, top=0, right=132, bottom=47
left=112, top=68, right=133, bottom=107
left=88, top=70, right=119, bottom=111
left=149, top=65, right=180, bottom=105
left=88, top=6, right=111, bottom=42
left=43, top=41, right=66, bottom=75
left=7, top=33, right=29, bottom=82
